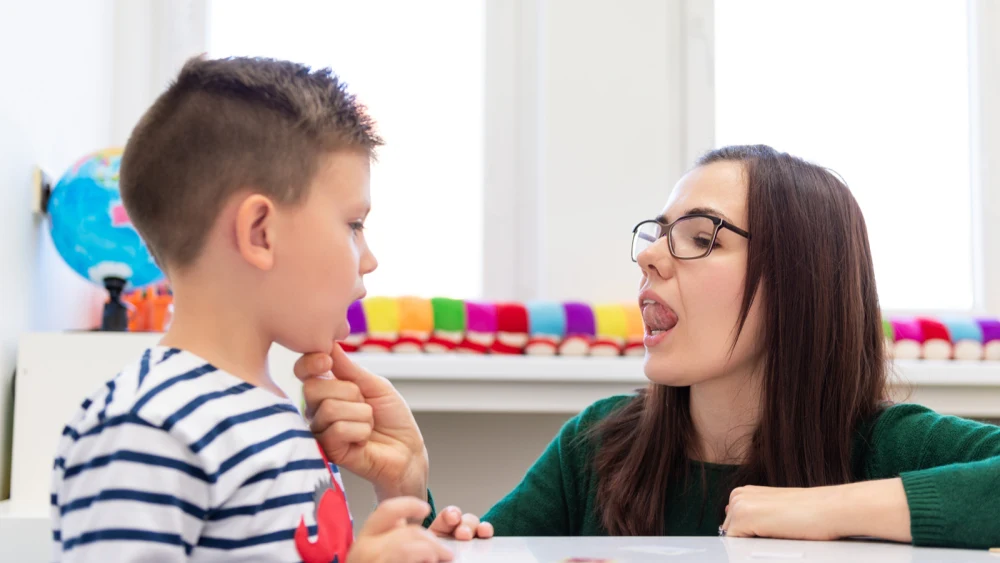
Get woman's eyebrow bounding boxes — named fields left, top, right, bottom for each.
left=657, top=206, right=733, bottom=224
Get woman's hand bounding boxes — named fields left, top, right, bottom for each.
left=427, top=506, right=495, bottom=540
left=722, top=479, right=912, bottom=543
left=296, top=344, right=429, bottom=502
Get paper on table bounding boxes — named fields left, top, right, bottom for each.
left=620, top=545, right=707, bottom=556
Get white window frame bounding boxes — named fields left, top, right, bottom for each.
left=969, top=0, right=1000, bottom=317
left=482, top=0, right=544, bottom=301
left=677, top=0, right=1000, bottom=316
left=145, top=0, right=527, bottom=301
left=131, top=0, right=1000, bottom=313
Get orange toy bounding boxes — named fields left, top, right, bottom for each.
left=623, top=303, right=645, bottom=357
left=393, top=297, right=433, bottom=353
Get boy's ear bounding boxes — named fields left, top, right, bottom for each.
left=234, top=194, right=277, bottom=271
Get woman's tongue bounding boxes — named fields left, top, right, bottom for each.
left=642, top=302, right=678, bottom=333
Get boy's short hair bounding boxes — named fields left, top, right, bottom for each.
left=119, top=56, right=383, bottom=270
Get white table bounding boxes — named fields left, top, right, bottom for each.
left=442, top=536, right=999, bottom=562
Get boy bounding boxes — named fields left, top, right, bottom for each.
left=51, top=56, right=485, bottom=562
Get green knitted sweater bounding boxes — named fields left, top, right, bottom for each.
left=481, top=395, right=1000, bottom=549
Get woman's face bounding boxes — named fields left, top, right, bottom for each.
left=637, top=161, right=765, bottom=386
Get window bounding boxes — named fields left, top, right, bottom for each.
left=208, top=0, right=485, bottom=298
left=714, top=0, right=973, bottom=311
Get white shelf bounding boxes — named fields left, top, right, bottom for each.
left=9, top=332, right=1000, bottom=515
left=350, top=354, right=650, bottom=381
left=351, top=353, right=1000, bottom=385
left=887, top=360, right=1000, bottom=386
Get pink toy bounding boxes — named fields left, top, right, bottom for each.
left=888, top=318, right=922, bottom=360
left=457, top=302, right=497, bottom=354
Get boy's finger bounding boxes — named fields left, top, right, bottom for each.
left=293, top=352, right=333, bottom=381
left=361, top=497, right=432, bottom=537
left=398, top=534, right=454, bottom=563
left=407, top=527, right=454, bottom=562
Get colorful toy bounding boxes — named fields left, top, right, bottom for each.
left=125, top=289, right=148, bottom=332
left=940, top=318, right=983, bottom=361
left=425, top=297, right=465, bottom=353
left=340, top=300, right=367, bottom=352
left=336, top=299, right=1000, bottom=362
left=123, top=283, right=173, bottom=332
left=888, top=318, right=922, bottom=360
left=591, top=304, right=627, bottom=356
left=559, top=302, right=595, bottom=356
left=360, top=297, right=399, bottom=352
left=458, top=302, right=497, bottom=353
left=393, top=297, right=433, bottom=353
left=881, top=319, right=895, bottom=358
left=525, top=301, right=565, bottom=356
left=979, top=319, right=1000, bottom=361
left=916, top=317, right=951, bottom=360
left=623, top=303, right=645, bottom=356
left=492, top=303, right=529, bottom=354
left=45, top=148, right=165, bottom=330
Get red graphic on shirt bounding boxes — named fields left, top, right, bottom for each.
left=295, top=444, right=354, bottom=563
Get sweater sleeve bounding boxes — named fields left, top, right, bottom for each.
left=865, top=403, right=1000, bottom=549
left=481, top=395, right=631, bottom=536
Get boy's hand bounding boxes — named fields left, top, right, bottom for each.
left=428, top=506, right=495, bottom=540
left=347, top=497, right=453, bottom=563
left=297, top=344, right=429, bottom=502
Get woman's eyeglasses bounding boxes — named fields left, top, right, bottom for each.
left=631, top=214, right=750, bottom=262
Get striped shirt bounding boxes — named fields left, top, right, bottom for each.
left=51, top=347, right=354, bottom=562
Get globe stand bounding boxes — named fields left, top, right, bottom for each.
left=101, top=277, right=129, bottom=332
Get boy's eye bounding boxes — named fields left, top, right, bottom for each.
left=349, top=221, right=365, bottom=232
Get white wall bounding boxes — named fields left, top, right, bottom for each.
left=0, top=0, right=695, bottom=510
left=0, top=0, right=207, bottom=500
left=484, top=0, right=689, bottom=303
left=0, top=0, right=117, bottom=498
left=536, top=0, right=686, bottom=301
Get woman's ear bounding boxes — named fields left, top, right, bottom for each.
left=234, top=194, right=277, bottom=271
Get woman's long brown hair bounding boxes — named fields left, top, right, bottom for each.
left=593, top=145, right=888, bottom=535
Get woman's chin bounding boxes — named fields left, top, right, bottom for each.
left=642, top=355, right=699, bottom=387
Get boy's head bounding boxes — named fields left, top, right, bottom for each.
left=120, top=56, right=380, bottom=352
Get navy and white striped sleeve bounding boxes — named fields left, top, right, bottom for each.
left=52, top=413, right=210, bottom=562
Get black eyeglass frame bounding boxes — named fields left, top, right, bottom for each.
left=631, top=214, right=751, bottom=262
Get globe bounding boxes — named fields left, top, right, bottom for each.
left=48, top=148, right=164, bottom=290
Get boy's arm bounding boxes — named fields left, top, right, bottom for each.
left=53, top=417, right=209, bottom=561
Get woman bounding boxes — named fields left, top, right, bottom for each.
left=296, top=145, right=999, bottom=548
